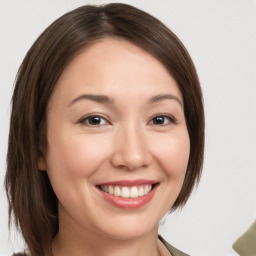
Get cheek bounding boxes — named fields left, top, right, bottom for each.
left=44, top=133, right=112, bottom=210
left=151, top=131, right=190, bottom=177
left=45, top=132, right=111, bottom=181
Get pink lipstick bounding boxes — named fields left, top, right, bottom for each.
left=96, top=180, right=158, bottom=209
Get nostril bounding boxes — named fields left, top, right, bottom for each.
left=110, top=133, right=151, bottom=170
left=110, top=153, right=150, bottom=171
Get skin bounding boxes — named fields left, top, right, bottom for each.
left=38, top=38, right=190, bottom=256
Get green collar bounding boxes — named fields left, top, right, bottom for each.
left=158, top=235, right=190, bottom=256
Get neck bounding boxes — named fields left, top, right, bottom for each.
left=52, top=222, right=160, bottom=256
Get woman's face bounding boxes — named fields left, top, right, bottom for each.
left=39, top=38, right=190, bottom=240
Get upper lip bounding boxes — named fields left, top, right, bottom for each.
left=96, top=179, right=158, bottom=186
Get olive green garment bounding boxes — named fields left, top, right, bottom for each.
left=13, top=236, right=189, bottom=256
left=159, top=236, right=190, bottom=256
left=232, top=220, right=256, bottom=256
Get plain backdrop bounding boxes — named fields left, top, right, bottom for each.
left=0, top=1, right=255, bottom=255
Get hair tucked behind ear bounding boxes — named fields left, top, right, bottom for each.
left=5, top=3, right=204, bottom=255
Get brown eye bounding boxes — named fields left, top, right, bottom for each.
left=80, top=115, right=108, bottom=126
left=150, top=115, right=176, bottom=125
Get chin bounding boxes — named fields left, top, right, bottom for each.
left=97, top=213, right=159, bottom=241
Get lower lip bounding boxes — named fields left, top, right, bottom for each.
left=98, top=185, right=158, bottom=209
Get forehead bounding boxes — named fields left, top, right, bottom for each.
left=50, top=38, right=183, bottom=106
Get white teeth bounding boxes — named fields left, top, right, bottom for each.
left=100, top=184, right=153, bottom=198
left=138, top=186, right=145, bottom=197
left=145, top=184, right=152, bottom=194
left=130, top=187, right=139, bottom=198
left=109, top=185, right=114, bottom=195
left=114, top=186, right=121, bottom=196
left=121, top=187, right=130, bottom=198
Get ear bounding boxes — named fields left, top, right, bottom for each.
left=38, top=155, right=47, bottom=171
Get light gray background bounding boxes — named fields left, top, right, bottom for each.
left=0, top=0, right=255, bottom=255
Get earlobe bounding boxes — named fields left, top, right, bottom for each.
left=38, top=156, right=47, bottom=171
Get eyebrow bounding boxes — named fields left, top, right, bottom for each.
left=149, top=94, right=183, bottom=107
left=69, top=93, right=183, bottom=107
left=69, top=94, right=114, bottom=106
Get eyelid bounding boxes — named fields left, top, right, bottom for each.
left=76, top=113, right=177, bottom=127
left=77, top=114, right=111, bottom=126
left=149, top=114, right=178, bottom=125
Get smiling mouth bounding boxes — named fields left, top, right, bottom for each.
left=98, top=184, right=154, bottom=199
left=96, top=180, right=158, bottom=209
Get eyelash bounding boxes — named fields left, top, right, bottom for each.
left=149, top=114, right=177, bottom=126
left=78, top=114, right=177, bottom=127
left=78, top=115, right=110, bottom=126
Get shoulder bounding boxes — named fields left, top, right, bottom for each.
left=158, top=235, right=190, bottom=256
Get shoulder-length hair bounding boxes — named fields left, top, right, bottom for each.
left=5, top=3, right=204, bottom=256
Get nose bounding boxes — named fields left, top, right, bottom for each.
left=110, top=123, right=151, bottom=171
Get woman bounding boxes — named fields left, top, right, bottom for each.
left=5, top=3, right=204, bottom=256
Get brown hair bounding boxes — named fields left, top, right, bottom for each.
left=5, top=3, right=204, bottom=256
